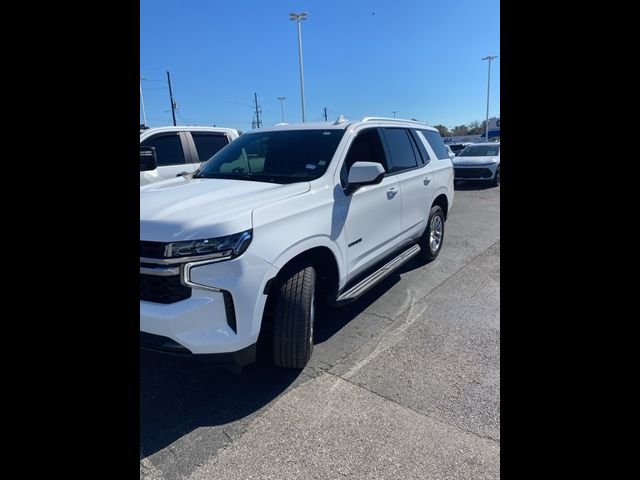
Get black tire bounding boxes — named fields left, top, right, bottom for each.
left=272, top=260, right=316, bottom=369
left=418, top=205, right=446, bottom=262
left=492, top=166, right=500, bottom=187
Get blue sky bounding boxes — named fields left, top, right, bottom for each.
left=140, top=0, right=500, bottom=131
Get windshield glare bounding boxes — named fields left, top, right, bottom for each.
left=195, top=130, right=345, bottom=184
left=460, top=145, right=500, bottom=157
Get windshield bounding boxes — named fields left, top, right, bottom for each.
left=459, top=145, right=500, bottom=157
left=195, top=129, right=345, bottom=184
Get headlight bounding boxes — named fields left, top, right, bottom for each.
left=166, top=229, right=252, bottom=259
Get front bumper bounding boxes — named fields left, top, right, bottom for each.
left=454, top=163, right=498, bottom=180
left=140, top=251, right=278, bottom=359
left=140, top=331, right=257, bottom=366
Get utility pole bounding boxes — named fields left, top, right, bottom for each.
left=167, top=70, right=177, bottom=126
left=140, top=76, right=147, bottom=127
left=323, top=107, right=328, bottom=121
left=253, top=92, right=262, bottom=129
left=392, top=110, right=398, bottom=118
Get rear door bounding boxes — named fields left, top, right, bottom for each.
left=380, top=127, right=434, bottom=242
left=417, top=129, right=454, bottom=210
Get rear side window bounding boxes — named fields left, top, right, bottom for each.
left=381, top=128, right=419, bottom=173
left=141, top=133, right=187, bottom=166
left=191, top=133, right=230, bottom=162
left=420, top=130, right=450, bottom=160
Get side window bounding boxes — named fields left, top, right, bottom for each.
left=191, top=133, right=230, bottom=163
left=340, top=128, right=388, bottom=186
left=381, top=128, right=418, bottom=173
left=409, top=129, right=431, bottom=164
left=141, top=134, right=186, bottom=166
left=420, top=129, right=450, bottom=160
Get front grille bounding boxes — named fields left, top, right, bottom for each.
left=140, top=240, right=167, bottom=259
left=140, top=274, right=191, bottom=303
left=454, top=167, right=493, bottom=179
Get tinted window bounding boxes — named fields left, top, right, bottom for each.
left=340, top=128, right=388, bottom=186
left=460, top=145, right=500, bottom=157
left=420, top=130, right=450, bottom=160
left=196, top=129, right=345, bottom=184
left=381, top=128, right=418, bottom=172
left=409, top=129, right=431, bottom=164
left=141, top=134, right=186, bottom=166
left=191, top=133, right=230, bottom=162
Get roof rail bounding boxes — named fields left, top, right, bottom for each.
left=361, top=117, right=427, bottom=125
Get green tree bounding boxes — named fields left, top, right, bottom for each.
left=433, top=124, right=448, bottom=137
left=452, top=125, right=469, bottom=136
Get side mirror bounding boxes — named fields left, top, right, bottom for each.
left=345, top=161, right=385, bottom=195
left=140, top=146, right=158, bottom=172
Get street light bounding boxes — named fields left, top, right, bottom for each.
left=392, top=110, right=398, bottom=118
left=481, top=55, right=498, bottom=141
left=289, top=12, right=308, bottom=122
left=277, top=96, right=286, bottom=123
left=140, top=76, right=147, bottom=127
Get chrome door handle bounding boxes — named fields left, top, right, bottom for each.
left=387, top=187, right=399, bottom=192
left=423, top=177, right=432, bottom=186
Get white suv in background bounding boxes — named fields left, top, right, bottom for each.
left=140, top=126, right=239, bottom=185
left=140, top=117, right=454, bottom=369
left=452, top=142, right=500, bottom=186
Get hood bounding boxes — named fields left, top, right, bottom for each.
left=452, top=155, right=499, bottom=166
left=140, top=176, right=310, bottom=241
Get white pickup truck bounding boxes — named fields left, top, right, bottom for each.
left=140, top=126, right=239, bottom=185
left=140, top=117, right=454, bottom=369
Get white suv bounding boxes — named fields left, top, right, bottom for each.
left=140, top=117, right=454, bottom=368
left=140, top=126, right=239, bottom=185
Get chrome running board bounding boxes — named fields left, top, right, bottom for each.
left=336, top=243, right=421, bottom=303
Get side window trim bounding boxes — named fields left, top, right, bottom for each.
left=182, top=132, right=199, bottom=164
left=409, top=129, right=431, bottom=165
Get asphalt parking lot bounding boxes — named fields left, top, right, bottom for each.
left=141, top=181, right=500, bottom=480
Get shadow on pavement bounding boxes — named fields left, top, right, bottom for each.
left=140, top=254, right=427, bottom=458
left=454, top=180, right=498, bottom=191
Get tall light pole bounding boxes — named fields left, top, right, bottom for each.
left=481, top=55, right=498, bottom=141
left=392, top=110, right=398, bottom=118
left=140, top=76, right=147, bottom=127
left=277, top=96, right=286, bottom=123
left=289, top=12, right=308, bottom=122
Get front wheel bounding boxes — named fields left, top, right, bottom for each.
left=492, top=166, right=500, bottom=187
left=272, top=260, right=316, bottom=369
left=418, top=205, right=445, bottom=262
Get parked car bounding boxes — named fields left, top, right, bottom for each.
left=448, top=142, right=471, bottom=156
left=445, top=144, right=456, bottom=159
left=140, top=126, right=239, bottom=185
left=140, top=117, right=454, bottom=369
left=452, top=142, right=500, bottom=186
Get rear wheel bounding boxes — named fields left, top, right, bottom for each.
left=272, top=260, right=316, bottom=369
left=418, top=205, right=445, bottom=262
